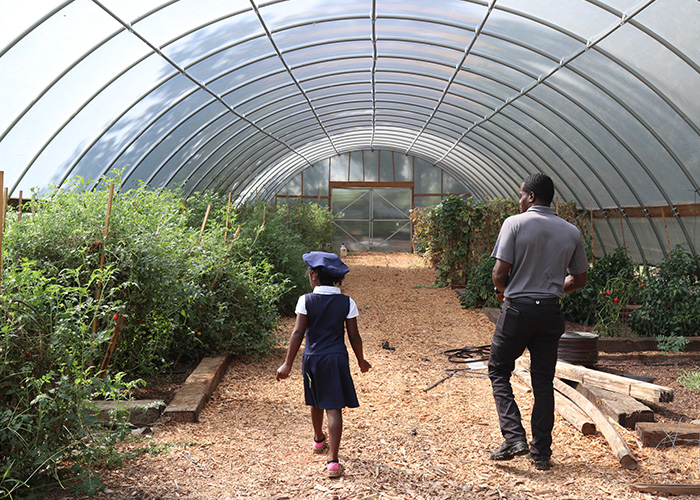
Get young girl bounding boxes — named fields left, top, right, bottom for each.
left=276, top=251, right=371, bottom=478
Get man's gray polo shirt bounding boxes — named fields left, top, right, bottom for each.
left=491, top=205, right=589, bottom=299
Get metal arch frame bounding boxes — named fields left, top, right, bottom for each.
left=3, top=1, right=264, bottom=193
left=206, top=64, right=522, bottom=196
left=50, top=1, right=668, bottom=230
left=3, top=0, right=697, bottom=256
left=163, top=10, right=506, bottom=192
left=3, top=22, right=127, bottom=193
left=171, top=68, right=508, bottom=199
left=451, top=63, right=650, bottom=256
left=98, top=86, right=208, bottom=183
left=251, top=137, right=503, bottom=205
left=461, top=26, right=690, bottom=258
left=248, top=0, right=342, bottom=156
left=6, top=3, right=312, bottom=195
left=13, top=4, right=498, bottom=200
left=0, top=0, right=75, bottom=138
left=461, top=126, right=616, bottom=255
left=548, top=52, right=696, bottom=256
left=479, top=112, right=616, bottom=253
left=436, top=0, right=696, bottom=256
left=405, top=0, right=496, bottom=155
left=131, top=56, right=455, bottom=196
left=92, top=0, right=316, bottom=175
left=457, top=56, right=659, bottom=257
left=491, top=1, right=698, bottom=257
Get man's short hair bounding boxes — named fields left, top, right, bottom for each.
left=523, top=172, right=554, bottom=205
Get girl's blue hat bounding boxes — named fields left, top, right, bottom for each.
left=303, top=251, right=349, bottom=277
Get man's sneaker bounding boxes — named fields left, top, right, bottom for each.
left=490, top=440, right=529, bottom=460
left=529, top=453, right=552, bottom=471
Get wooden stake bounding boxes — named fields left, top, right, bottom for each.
left=99, top=314, right=121, bottom=374
left=17, top=190, right=22, bottom=222
left=661, top=209, right=672, bottom=254
left=198, top=204, right=212, bottom=246
left=224, top=192, right=232, bottom=244
left=590, top=200, right=594, bottom=260
left=94, top=184, right=115, bottom=375
left=211, top=225, right=241, bottom=290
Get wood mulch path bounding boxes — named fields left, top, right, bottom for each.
left=77, top=252, right=699, bottom=500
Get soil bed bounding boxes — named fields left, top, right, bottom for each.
left=75, top=252, right=699, bottom=499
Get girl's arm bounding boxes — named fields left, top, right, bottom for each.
left=346, top=317, right=371, bottom=373
left=276, top=314, right=308, bottom=380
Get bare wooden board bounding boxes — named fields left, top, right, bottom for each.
left=630, top=483, right=700, bottom=495
left=555, top=361, right=674, bottom=403
left=573, top=382, right=654, bottom=429
left=635, top=421, right=700, bottom=447
left=163, top=354, right=232, bottom=422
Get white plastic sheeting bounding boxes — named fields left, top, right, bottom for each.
left=1, top=0, right=699, bottom=260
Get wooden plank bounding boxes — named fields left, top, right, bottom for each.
left=554, top=361, right=673, bottom=403
left=515, top=358, right=636, bottom=469
left=591, top=202, right=700, bottom=218
left=552, top=376, right=638, bottom=469
left=630, top=483, right=700, bottom=495
left=573, top=382, right=654, bottom=429
left=514, top=369, right=596, bottom=436
left=164, top=355, right=232, bottom=423
left=597, top=337, right=700, bottom=353
left=635, top=422, right=700, bottom=447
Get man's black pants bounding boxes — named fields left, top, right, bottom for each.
left=488, top=299, right=565, bottom=457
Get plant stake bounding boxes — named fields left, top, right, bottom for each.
left=224, top=192, right=232, bottom=243
left=95, top=184, right=115, bottom=376
left=197, top=203, right=212, bottom=245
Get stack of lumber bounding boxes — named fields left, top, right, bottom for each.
left=514, top=358, right=678, bottom=470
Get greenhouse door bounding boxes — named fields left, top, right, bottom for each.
left=331, top=187, right=412, bottom=252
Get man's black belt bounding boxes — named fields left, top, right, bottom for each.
left=508, top=297, right=560, bottom=305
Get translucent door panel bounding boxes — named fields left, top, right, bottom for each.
left=331, top=187, right=412, bottom=252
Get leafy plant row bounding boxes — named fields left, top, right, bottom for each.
left=413, top=196, right=700, bottom=344
left=0, top=177, right=333, bottom=497
left=411, top=195, right=591, bottom=309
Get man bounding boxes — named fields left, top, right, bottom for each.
left=488, top=172, right=588, bottom=471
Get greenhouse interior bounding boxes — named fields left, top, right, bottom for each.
left=2, top=0, right=698, bottom=260
left=1, top=1, right=700, bottom=498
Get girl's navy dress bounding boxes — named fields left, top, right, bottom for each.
left=301, top=292, right=359, bottom=409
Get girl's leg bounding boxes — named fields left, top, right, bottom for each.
left=310, top=406, right=325, bottom=442
left=326, top=409, right=343, bottom=462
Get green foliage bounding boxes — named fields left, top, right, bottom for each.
left=657, top=335, right=690, bottom=353
left=628, top=246, right=700, bottom=339
left=677, top=369, right=700, bottom=391
left=459, top=254, right=500, bottom=309
left=592, top=274, right=638, bottom=337
left=411, top=196, right=518, bottom=286
left=561, top=246, right=637, bottom=326
left=0, top=176, right=334, bottom=496
left=230, top=200, right=334, bottom=314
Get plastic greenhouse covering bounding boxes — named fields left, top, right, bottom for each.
left=1, top=0, right=699, bottom=262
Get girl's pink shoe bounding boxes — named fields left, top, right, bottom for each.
left=313, top=432, right=328, bottom=454
left=327, top=461, right=344, bottom=478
